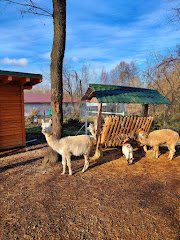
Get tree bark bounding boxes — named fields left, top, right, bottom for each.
left=51, top=0, right=66, bottom=139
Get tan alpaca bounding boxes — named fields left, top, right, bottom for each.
left=41, top=119, right=93, bottom=175
left=138, top=129, right=179, bottom=160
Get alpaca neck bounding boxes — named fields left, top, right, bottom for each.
left=45, top=134, right=60, bottom=152
left=89, top=127, right=96, bottom=140
left=141, top=137, right=150, bottom=146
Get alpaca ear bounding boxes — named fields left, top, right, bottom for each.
left=49, top=119, right=52, bottom=124
left=41, top=119, right=44, bottom=124
left=138, top=131, right=144, bottom=138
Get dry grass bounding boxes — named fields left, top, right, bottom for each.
left=0, top=145, right=180, bottom=240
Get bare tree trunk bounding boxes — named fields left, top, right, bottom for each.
left=50, top=0, right=66, bottom=161
left=51, top=0, right=66, bottom=139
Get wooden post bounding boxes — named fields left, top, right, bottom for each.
left=85, top=103, right=88, bottom=135
left=143, top=104, right=149, bottom=117
left=91, top=103, right=103, bottom=160
left=96, top=103, right=102, bottom=139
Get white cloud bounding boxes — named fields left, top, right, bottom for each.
left=71, top=56, right=79, bottom=62
left=39, top=51, right=51, bottom=60
left=1, top=57, right=28, bottom=66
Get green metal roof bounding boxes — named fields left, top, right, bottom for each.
left=81, top=84, right=170, bottom=104
left=0, top=70, right=42, bottom=79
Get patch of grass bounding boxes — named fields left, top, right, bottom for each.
left=26, top=126, right=43, bottom=142
left=26, top=126, right=41, bottom=134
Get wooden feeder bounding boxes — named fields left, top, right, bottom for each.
left=0, top=70, right=42, bottom=150
left=82, top=84, right=170, bottom=158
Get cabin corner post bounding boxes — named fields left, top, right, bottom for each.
left=143, top=104, right=149, bottom=117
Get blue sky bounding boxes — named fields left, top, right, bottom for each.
left=0, top=0, right=179, bottom=81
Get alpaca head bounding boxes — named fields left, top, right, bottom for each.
left=87, top=123, right=96, bottom=139
left=123, top=137, right=130, bottom=145
left=87, top=123, right=95, bottom=133
left=41, top=119, right=53, bottom=136
left=138, top=130, right=148, bottom=139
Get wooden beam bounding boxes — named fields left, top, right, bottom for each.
left=91, top=103, right=103, bottom=160
left=23, top=86, right=32, bottom=90
left=143, top=104, right=149, bottom=117
left=20, top=86, right=26, bottom=146
left=90, top=97, right=99, bottom=103
left=96, top=103, right=102, bottom=140
left=20, top=77, right=30, bottom=86
left=2, top=76, right=13, bottom=84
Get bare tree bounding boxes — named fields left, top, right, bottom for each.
left=51, top=0, right=66, bottom=142
left=62, top=63, right=94, bottom=118
left=63, top=65, right=75, bottom=112
left=143, top=47, right=180, bottom=121
left=3, top=2, right=66, bottom=132
left=3, top=0, right=66, bottom=162
left=169, top=6, right=180, bottom=23
left=108, top=61, right=141, bottom=87
left=100, top=67, right=108, bottom=84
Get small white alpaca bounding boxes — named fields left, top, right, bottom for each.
left=41, top=119, right=93, bottom=175
left=122, top=138, right=134, bottom=165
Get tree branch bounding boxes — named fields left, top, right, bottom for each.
left=4, top=0, right=53, bottom=17
left=156, top=57, right=180, bottom=69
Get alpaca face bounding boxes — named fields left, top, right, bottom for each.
left=87, top=123, right=97, bottom=140
left=41, top=119, right=52, bottom=135
left=138, top=131, right=148, bottom=140
left=87, top=123, right=95, bottom=133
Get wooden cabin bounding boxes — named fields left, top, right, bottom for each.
left=0, top=70, right=42, bottom=150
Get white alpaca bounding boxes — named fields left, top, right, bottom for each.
left=41, top=119, right=93, bottom=175
left=122, top=138, right=134, bottom=165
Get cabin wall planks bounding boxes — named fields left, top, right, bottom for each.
left=0, top=82, right=25, bottom=149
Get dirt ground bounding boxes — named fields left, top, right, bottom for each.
left=0, top=144, right=179, bottom=240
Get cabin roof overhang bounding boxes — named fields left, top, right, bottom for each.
left=81, top=84, right=170, bottom=105
left=0, top=70, right=42, bottom=89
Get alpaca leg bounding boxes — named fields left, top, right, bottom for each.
left=82, top=154, right=89, bottom=173
left=66, top=156, right=72, bottom=175
left=168, top=145, right=176, bottom=160
left=61, top=156, right=66, bottom=175
left=128, top=152, right=133, bottom=165
left=153, top=146, right=159, bottom=158
left=125, top=153, right=130, bottom=164
left=167, top=145, right=171, bottom=159
left=143, top=145, right=148, bottom=152
left=153, top=146, right=156, bottom=157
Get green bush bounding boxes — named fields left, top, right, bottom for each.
left=152, top=113, right=180, bottom=132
